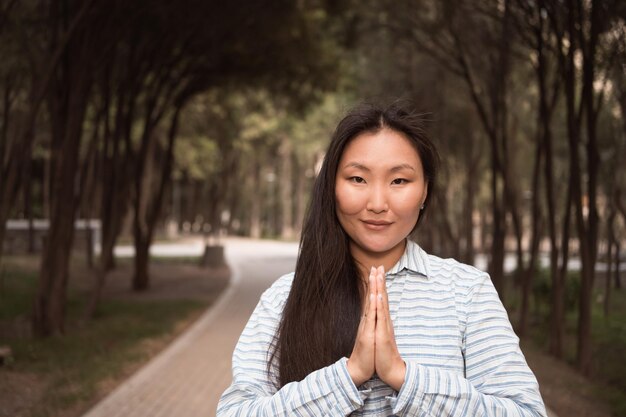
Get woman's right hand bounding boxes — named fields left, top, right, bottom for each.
left=346, top=266, right=377, bottom=386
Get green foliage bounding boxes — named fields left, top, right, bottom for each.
left=531, top=267, right=582, bottom=313
left=174, top=134, right=220, bottom=180
left=290, top=93, right=352, bottom=160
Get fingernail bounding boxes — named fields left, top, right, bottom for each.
left=370, top=293, right=374, bottom=301
left=370, top=266, right=376, bottom=274
left=378, top=294, right=382, bottom=300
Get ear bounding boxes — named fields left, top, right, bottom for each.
left=421, top=182, right=429, bottom=208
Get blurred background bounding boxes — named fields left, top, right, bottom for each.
left=0, top=0, right=625, bottom=416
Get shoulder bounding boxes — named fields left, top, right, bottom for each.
left=424, top=253, right=491, bottom=292
left=258, top=272, right=295, bottom=311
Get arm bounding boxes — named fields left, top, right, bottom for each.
left=216, top=280, right=367, bottom=417
left=391, top=273, right=547, bottom=417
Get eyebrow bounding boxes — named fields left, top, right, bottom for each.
left=343, top=162, right=416, bottom=172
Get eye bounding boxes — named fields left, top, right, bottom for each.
left=391, top=178, right=409, bottom=185
left=349, top=176, right=366, bottom=184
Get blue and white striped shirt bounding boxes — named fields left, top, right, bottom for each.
left=217, top=240, right=547, bottom=416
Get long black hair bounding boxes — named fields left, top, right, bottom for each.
left=270, top=102, right=440, bottom=387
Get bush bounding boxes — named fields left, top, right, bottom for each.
left=532, top=267, right=581, bottom=314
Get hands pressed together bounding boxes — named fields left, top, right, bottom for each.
left=346, top=266, right=406, bottom=391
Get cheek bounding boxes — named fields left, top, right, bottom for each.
left=393, top=190, right=423, bottom=216
left=335, top=183, right=364, bottom=216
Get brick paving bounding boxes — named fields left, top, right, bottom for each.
left=81, top=238, right=298, bottom=417
left=81, top=238, right=557, bottom=417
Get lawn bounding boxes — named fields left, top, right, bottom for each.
left=0, top=255, right=224, bottom=417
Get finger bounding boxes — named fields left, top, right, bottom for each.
left=377, top=265, right=386, bottom=296
left=365, top=267, right=377, bottom=329
left=377, top=267, right=389, bottom=309
left=375, top=267, right=393, bottom=332
left=362, top=266, right=375, bottom=317
left=376, top=270, right=385, bottom=326
left=372, top=265, right=379, bottom=298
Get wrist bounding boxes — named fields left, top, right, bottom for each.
left=388, top=359, right=406, bottom=391
left=347, top=358, right=369, bottom=386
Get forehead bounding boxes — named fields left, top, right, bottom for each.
left=339, top=128, right=422, bottom=167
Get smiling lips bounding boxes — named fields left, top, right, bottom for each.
left=361, top=219, right=393, bottom=231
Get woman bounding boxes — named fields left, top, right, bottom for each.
left=217, top=103, right=547, bottom=416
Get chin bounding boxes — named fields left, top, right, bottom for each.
left=356, top=239, right=402, bottom=255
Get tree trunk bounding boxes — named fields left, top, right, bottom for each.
left=33, top=66, right=92, bottom=337
left=614, top=241, right=621, bottom=290
left=132, top=231, right=151, bottom=290
left=85, top=75, right=136, bottom=317
left=604, top=214, right=614, bottom=317
left=132, top=105, right=182, bottom=291
left=0, top=0, right=95, bottom=268
left=575, top=0, right=601, bottom=375
left=132, top=138, right=155, bottom=291
left=518, top=129, right=543, bottom=337
left=462, top=150, right=478, bottom=264
left=21, top=154, right=37, bottom=253
left=279, top=138, right=294, bottom=240
left=294, top=155, right=308, bottom=238
left=489, top=155, right=506, bottom=298
left=249, top=158, right=262, bottom=239
left=551, top=181, right=572, bottom=358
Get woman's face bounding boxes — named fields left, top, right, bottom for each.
left=335, top=128, right=428, bottom=263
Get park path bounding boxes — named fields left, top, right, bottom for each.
left=82, top=237, right=557, bottom=417
left=81, top=237, right=298, bottom=417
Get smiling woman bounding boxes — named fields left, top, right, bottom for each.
left=217, top=102, right=548, bottom=416
left=335, top=129, right=428, bottom=277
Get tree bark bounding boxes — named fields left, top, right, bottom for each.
left=249, top=157, right=262, bottom=239
left=85, top=64, right=136, bottom=318
left=518, top=127, right=543, bottom=337
left=604, top=211, right=615, bottom=317
left=574, top=0, right=602, bottom=375
left=461, top=150, right=478, bottom=265
left=294, top=155, right=309, bottom=239
left=33, top=2, right=94, bottom=335
left=132, top=105, right=182, bottom=291
left=279, top=137, right=294, bottom=240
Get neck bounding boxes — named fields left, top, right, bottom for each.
left=351, top=239, right=407, bottom=281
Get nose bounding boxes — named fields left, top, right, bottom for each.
left=366, top=184, right=388, bottom=213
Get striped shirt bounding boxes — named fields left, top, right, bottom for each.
left=217, top=240, right=547, bottom=416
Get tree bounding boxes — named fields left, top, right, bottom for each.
left=0, top=0, right=94, bottom=269
left=19, top=0, right=341, bottom=332
left=369, top=0, right=521, bottom=297
left=544, top=0, right=623, bottom=374
left=33, top=0, right=107, bottom=336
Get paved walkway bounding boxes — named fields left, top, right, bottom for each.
left=82, top=237, right=557, bottom=417
left=81, top=238, right=298, bottom=417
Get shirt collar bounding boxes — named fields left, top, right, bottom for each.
left=387, top=239, right=430, bottom=279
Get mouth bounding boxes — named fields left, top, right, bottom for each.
left=361, top=219, right=393, bottom=230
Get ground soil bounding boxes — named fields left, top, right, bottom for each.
left=522, top=341, right=615, bottom=417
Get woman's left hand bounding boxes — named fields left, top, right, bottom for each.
left=373, top=266, right=406, bottom=391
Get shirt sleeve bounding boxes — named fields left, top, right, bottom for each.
left=390, top=273, right=548, bottom=417
left=216, top=282, right=368, bottom=417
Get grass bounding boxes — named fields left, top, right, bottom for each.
left=589, top=291, right=626, bottom=417
left=507, top=268, right=626, bottom=417
left=115, top=255, right=203, bottom=265
left=0, top=257, right=210, bottom=417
